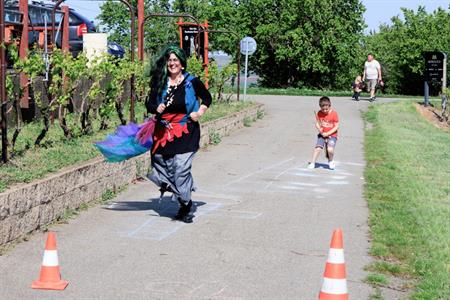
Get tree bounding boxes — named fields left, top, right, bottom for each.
left=98, top=0, right=178, bottom=55
left=363, top=6, right=450, bottom=95
left=99, top=0, right=366, bottom=89
left=174, top=0, right=366, bottom=89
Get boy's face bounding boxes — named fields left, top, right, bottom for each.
left=320, top=102, right=331, bottom=113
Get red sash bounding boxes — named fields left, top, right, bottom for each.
left=152, top=113, right=189, bottom=153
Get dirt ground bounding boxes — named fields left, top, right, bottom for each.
left=415, top=103, right=450, bottom=132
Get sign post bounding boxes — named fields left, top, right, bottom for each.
left=240, top=37, right=257, bottom=101
left=423, top=51, right=447, bottom=106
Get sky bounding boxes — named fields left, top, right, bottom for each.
left=63, top=0, right=449, bottom=33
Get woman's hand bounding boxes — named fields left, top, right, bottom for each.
left=190, top=105, right=208, bottom=122
left=189, top=111, right=203, bottom=122
left=156, top=104, right=166, bottom=114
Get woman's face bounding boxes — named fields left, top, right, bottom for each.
left=167, top=53, right=182, bottom=76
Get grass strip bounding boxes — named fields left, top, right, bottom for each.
left=363, top=100, right=450, bottom=299
left=225, top=86, right=442, bottom=100
left=0, top=101, right=254, bottom=192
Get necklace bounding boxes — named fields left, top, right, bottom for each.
left=168, top=73, right=184, bottom=87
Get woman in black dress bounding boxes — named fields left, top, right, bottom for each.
left=146, top=46, right=212, bottom=223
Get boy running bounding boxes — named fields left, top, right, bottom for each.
left=308, top=96, right=339, bottom=170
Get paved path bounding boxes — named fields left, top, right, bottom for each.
left=1, top=95, right=375, bottom=299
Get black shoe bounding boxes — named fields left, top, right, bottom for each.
left=174, top=200, right=193, bottom=223
left=369, top=97, right=374, bottom=102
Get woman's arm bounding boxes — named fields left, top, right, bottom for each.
left=190, top=78, right=212, bottom=122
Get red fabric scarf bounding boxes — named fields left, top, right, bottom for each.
left=152, top=113, right=189, bottom=154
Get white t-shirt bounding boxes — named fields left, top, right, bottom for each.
left=364, top=60, right=381, bottom=80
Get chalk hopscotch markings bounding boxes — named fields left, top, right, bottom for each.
left=313, top=188, right=330, bottom=193
left=224, top=157, right=295, bottom=187
left=293, top=172, right=320, bottom=177
left=288, top=181, right=319, bottom=187
left=338, top=161, right=365, bottom=167
left=264, top=163, right=302, bottom=190
left=206, top=209, right=262, bottom=220
left=123, top=202, right=261, bottom=241
left=122, top=202, right=222, bottom=241
left=325, top=180, right=350, bottom=185
left=331, top=175, right=347, bottom=180
left=278, top=185, right=305, bottom=190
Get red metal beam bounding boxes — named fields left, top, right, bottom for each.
left=61, top=6, right=69, bottom=53
left=19, top=0, right=29, bottom=108
left=1, top=0, right=8, bottom=162
left=138, top=0, right=144, bottom=61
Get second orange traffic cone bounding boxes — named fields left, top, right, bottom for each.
left=31, top=232, right=69, bottom=290
left=318, top=228, right=348, bottom=300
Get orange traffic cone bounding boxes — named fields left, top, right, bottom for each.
left=318, top=228, right=348, bottom=300
left=31, top=232, right=69, bottom=290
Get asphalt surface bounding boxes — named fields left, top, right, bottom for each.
left=0, top=95, right=377, bottom=299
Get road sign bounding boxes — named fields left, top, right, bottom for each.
left=240, top=37, right=257, bottom=56
left=424, top=51, right=447, bottom=81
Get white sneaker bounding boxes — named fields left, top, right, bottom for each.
left=328, top=161, right=335, bottom=170
left=307, top=163, right=315, bottom=169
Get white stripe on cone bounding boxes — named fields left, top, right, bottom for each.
left=327, top=248, right=345, bottom=264
left=42, top=250, right=59, bottom=267
left=321, top=278, right=348, bottom=294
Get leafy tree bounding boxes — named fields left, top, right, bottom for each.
left=100, top=0, right=366, bottom=89
left=363, top=6, right=450, bottom=95
left=174, top=0, right=366, bottom=89
left=97, top=0, right=178, bottom=55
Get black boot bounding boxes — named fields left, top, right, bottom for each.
left=174, top=200, right=193, bottom=223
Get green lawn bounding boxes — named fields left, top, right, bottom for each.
left=0, top=100, right=254, bottom=192
left=364, top=100, right=450, bottom=299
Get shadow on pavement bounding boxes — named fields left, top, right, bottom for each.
left=315, top=162, right=332, bottom=170
left=102, top=197, right=206, bottom=220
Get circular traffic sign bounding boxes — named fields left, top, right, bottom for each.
left=240, top=37, right=257, bottom=55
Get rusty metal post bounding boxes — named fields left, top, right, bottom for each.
left=137, top=0, right=144, bottom=61
left=19, top=0, right=29, bottom=108
left=1, top=0, right=8, bottom=162
left=118, top=0, right=136, bottom=123
left=61, top=6, right=69, bottom=53
left=203, top=20, right=209, bottom=89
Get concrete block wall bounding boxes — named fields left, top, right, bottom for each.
left=0, top=103, right=264, bottom=246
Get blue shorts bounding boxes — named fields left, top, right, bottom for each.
left=315, top=134, right=337, bottom=149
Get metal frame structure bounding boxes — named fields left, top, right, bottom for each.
left=1, top=0, right=8, bottom=162
left=52, top=0, right=136, bottom=122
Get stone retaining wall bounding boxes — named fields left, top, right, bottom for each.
left=0, top=103, right=264, bottom=246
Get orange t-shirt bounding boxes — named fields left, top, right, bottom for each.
left=317, top=110, right=339, bottom=138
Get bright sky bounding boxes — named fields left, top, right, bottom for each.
left=63, top=0, right=449, bottom=33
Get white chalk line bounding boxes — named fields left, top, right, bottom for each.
left=224, top=157, right=295, bottom=187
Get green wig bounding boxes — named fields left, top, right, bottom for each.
left=149, top=45, right=187, bottom=97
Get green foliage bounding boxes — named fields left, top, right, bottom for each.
left=98, top=0, right=177, bottom=55
left=365, top=274, right=389, bottom=286
left=243, top=116, right=252, bottom=127
left=363, top=7, right=450, bottom=95
left=99, top=0, right=365, bottom=90
left=208, top=131, right=221, bottom=145
left=364, top=101, right=450, bottom=298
